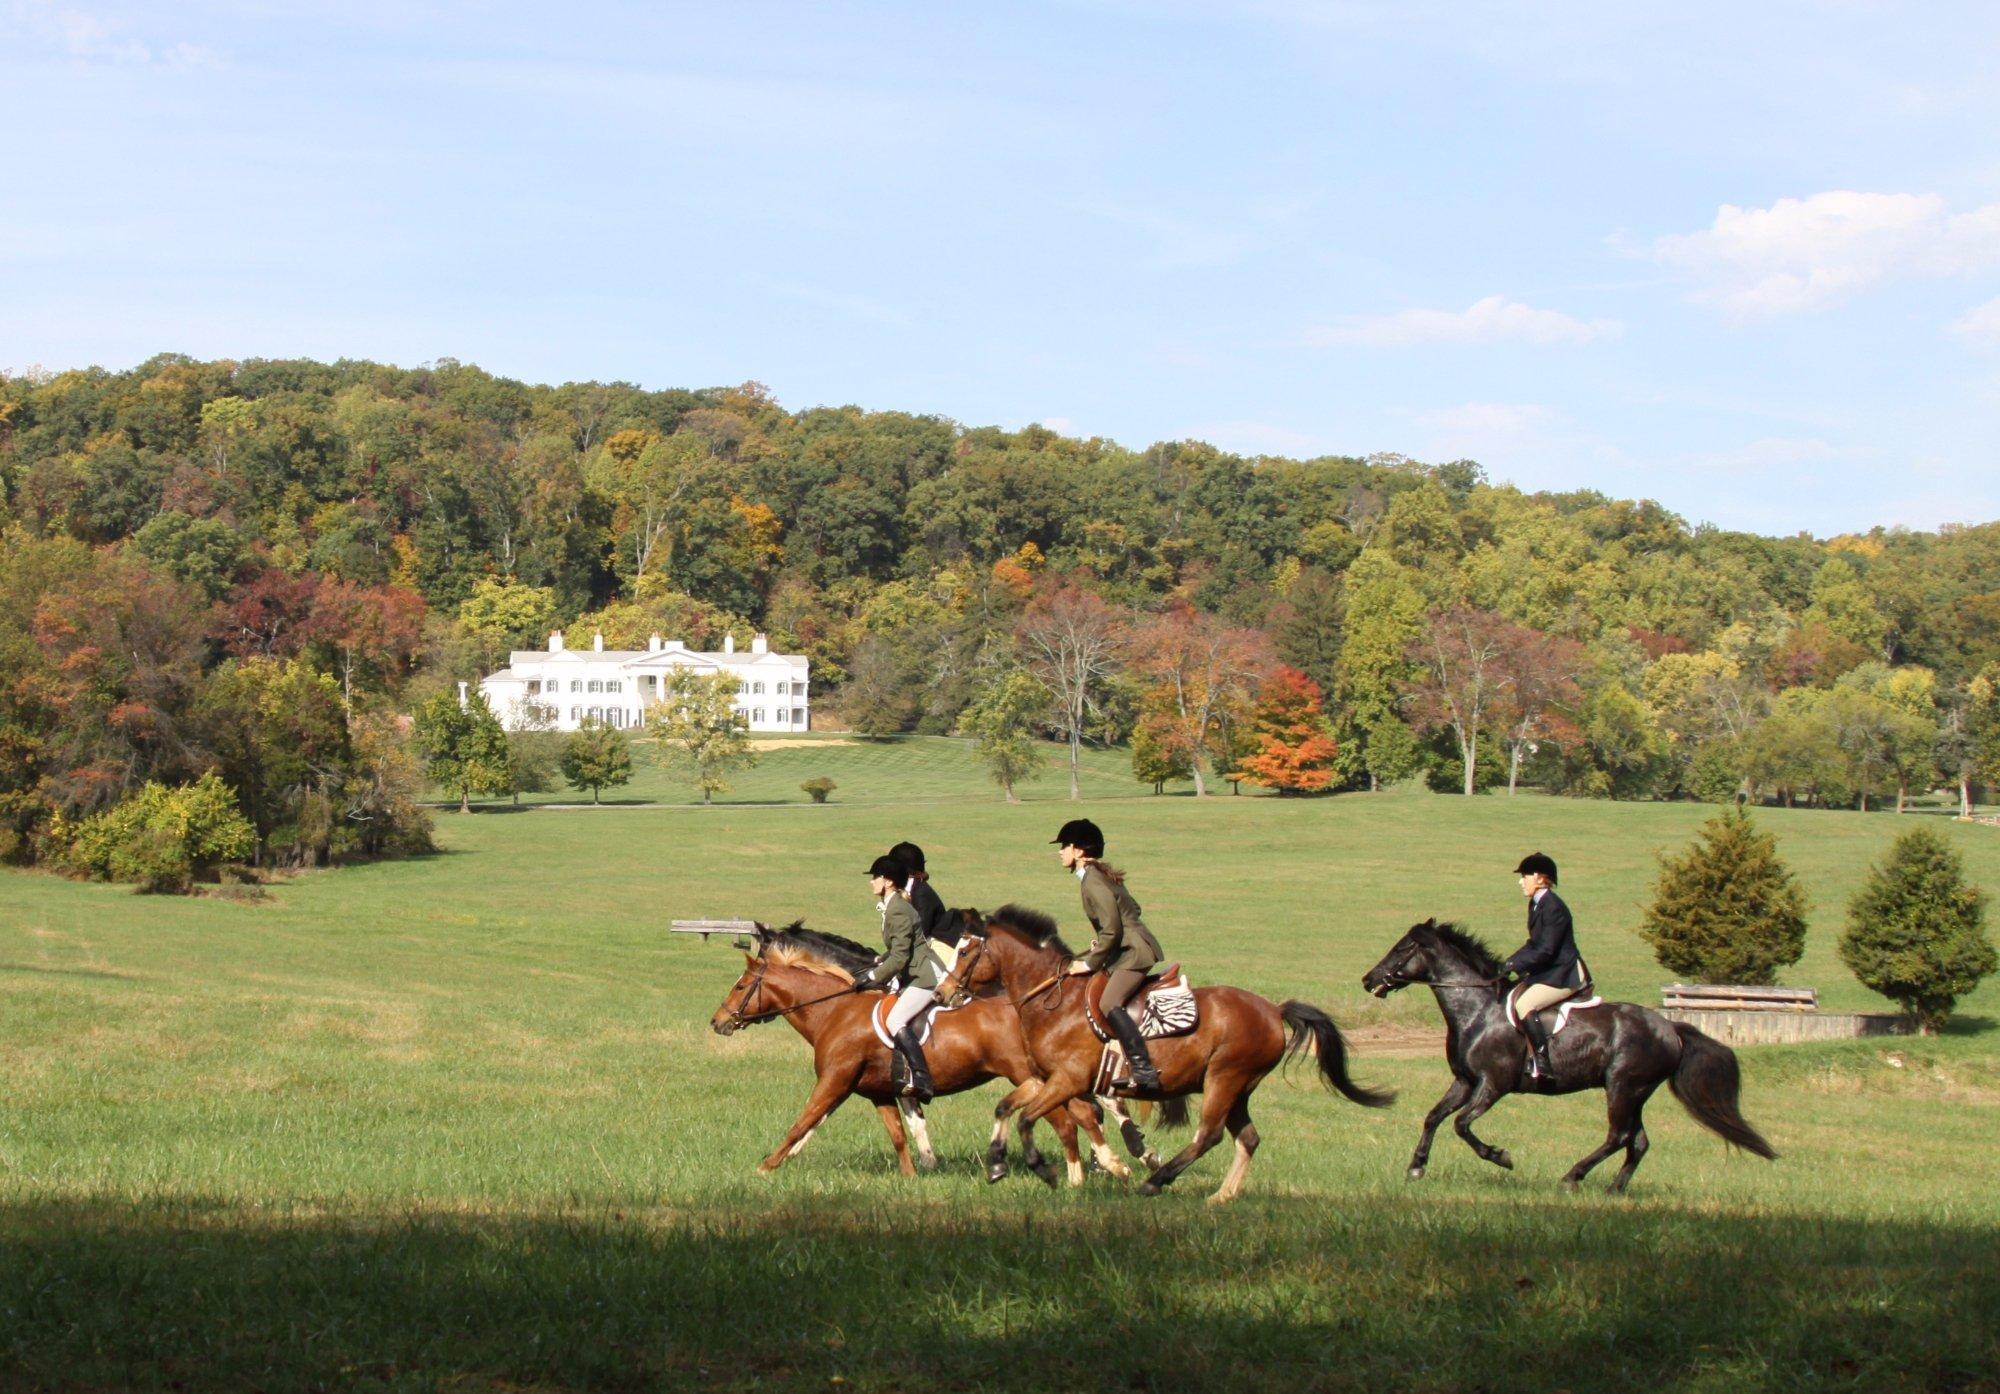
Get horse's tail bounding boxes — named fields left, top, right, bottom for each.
left=1668, top=1023, right=1777, bottom=1159
left=1157, top=1095, right=1191, bottom=1129
left=1280, top=1001, right=1395, bottom=1108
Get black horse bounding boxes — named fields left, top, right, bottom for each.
left=1362, top=920, right=1776, bottom=1192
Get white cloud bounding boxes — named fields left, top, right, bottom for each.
left=1412, top=401, right=1555, bottom=436
left=1185, top=419, right=1319, bottom=456
left=1652, top=191, right=2000, bottom=318
left=1306, top=296, right=1620, bottom=347
left=1687, top=436, right=1844, bottom=473
left=2, top=2, right=218, bottom=67
left=1949, top=294, right=2000, bottom=350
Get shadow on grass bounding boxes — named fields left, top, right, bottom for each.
left=0, top=1194, right=1993, bottom=1392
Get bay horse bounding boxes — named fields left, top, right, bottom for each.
left=941, top=906, right=1394, bottom=1203
left=708, top=924, right=1129, bottom=1183
left=1362, top=920, right=1777, bottom=1191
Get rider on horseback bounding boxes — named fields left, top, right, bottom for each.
left=889, top=841, right=952, bottom=946
left=855, top=852, right=947, bottom=1103
left=1054, top=818, right=1166, bottom=1092
left=1504, top=852, right=1590, bottom=1080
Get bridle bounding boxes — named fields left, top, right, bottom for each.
left=721, top=954, right=861, bottom=1028
left=937, top=935, right=985, bottom=1008
left=1373, top=942, right=1508, bottom=994
left=939, top=931, right=1068, bottom=1014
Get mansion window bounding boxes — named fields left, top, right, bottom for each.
left=570, top=680, right=583, bottom=693
left=606, top=680, right=622, bottom=693
left=753, top=708, right=765, bottom=723
left=752, top=681, right=764, bottom=694
left=588, top=680, right=602, bottom=694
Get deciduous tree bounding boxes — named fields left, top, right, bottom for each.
left=647, top=668, right=755, bottom=804
left=1239, top=667, right=1340, bottom=794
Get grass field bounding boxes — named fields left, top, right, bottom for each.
left=4, top=740, right=1998, bottom=1392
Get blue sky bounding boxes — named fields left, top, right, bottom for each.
left=5, top=1, right=1999, bottom=536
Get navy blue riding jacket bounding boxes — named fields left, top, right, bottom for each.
left=907, top=877, right=951, bottom=943
left=1504, top=889, right=1585, bottom=989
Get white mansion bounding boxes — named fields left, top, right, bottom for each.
left=474, top=630, right=810, bottom=733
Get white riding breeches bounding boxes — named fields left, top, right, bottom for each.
left=885, top=984, right=936, bottom=1035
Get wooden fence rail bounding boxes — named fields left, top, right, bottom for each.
left=1661, top=984, right=1817, bottom=1013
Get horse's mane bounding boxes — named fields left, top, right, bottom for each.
left=759, top=921, right=873, bottom=980
left=1417, top=920, right=1504, bottom=977
left=985, top=903, right=1073, bottom=957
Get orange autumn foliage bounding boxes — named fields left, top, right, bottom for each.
left=1239, top=666, right=1341, bottom=794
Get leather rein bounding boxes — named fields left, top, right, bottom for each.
left=725, top=955, right=864, bottom=1027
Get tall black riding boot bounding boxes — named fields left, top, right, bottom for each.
left=894, top=1025, right=935, bottom=1103
left=1107, top=1007, right=1162, bottom=1092
left=1521, top=1014, right=1555, bottom=1081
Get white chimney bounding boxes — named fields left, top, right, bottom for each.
left=648, top=633, right=663, bottom=653
left=723, top=633, right=735, bottom=655
left=548, top=631, right=564, bottom=652
left=751, top=632, right=768, bottom=655
left=593, top=630, right=604, bottom=653
left=456, top=680, right=469, bottom=706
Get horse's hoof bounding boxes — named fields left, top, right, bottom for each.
left=1138, top=1180, right=1163, bottom=1197
left=1492, top=1150, right=1514, bottom=1171
left=916, top=1156, right=939, bottom=1173
left=985, top=1163, right=1007, bottom=1184
left=1559, top=1177, right=1580, bottom=1191
left=1407, top=1165, right=1426, bottom=1181
left=1033, top=1165, right=1060, bottom=1189
left=1142, top=1152, right=1163, bottom=1171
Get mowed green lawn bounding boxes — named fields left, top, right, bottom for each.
left=4, top=743, right=1998, bottom=1392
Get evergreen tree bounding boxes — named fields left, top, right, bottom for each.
left=1239, top=667, right=1341, bottom=794
left=410, top=691, right=512, bottom=812
left=560, top=718, right=634, bottom=804
left=1640, top=808, right=1809, bottom=984
left=1840, top=825, right=1994, bottom=1032
left=959, top=668, right=1048, bottom=802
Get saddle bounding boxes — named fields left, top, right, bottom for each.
left=1084, top=965, right=1198, bottom=1043
left=869, top=994, right=962, bottom=1049
left=1504, top=989, right=1605, bottom=1038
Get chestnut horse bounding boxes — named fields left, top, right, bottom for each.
left=708, top=924, right=1128, bottom=1183
left=941, top=906, right=1394, bottom=1203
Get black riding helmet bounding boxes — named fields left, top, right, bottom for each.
left=868, top=853, right=909, bottom=883
left=1514, top=852, right=1558, bottom=885
left=888, top=841, right=926, bottom=875
left=1052, top=818, right=1104, bottom=858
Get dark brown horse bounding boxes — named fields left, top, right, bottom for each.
left=708, top=924, right=1127, bottom=1183
left=941, top=906, right=1393, bottom=1203
left=1362, top=920, right=1777, bottom=1191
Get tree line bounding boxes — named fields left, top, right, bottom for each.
left=3, top=352, right=2000, bottom=883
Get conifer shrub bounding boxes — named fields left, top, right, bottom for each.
left=1840, top=825, right=1995, bottom=1032
left=1640, top=807, right=1808, bottom=984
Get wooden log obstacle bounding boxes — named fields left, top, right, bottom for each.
left=1660, top=982, right=1913, bottom=1045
